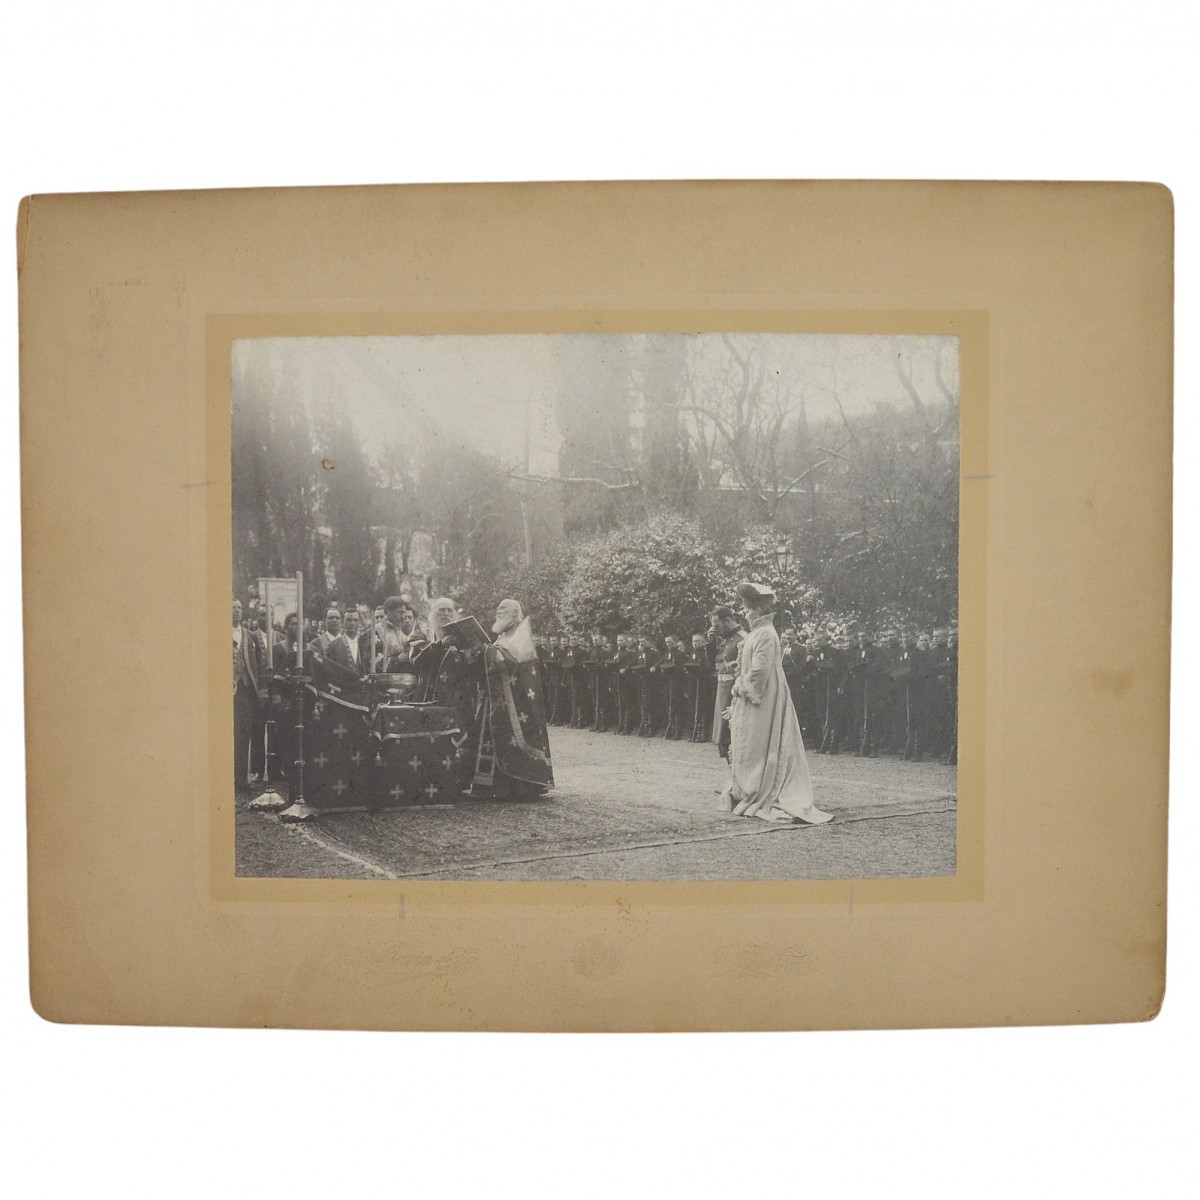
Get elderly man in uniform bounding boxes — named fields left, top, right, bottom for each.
left=710, top=606, right=746, bottom=761
left=688, top=631, right=715, bottom=743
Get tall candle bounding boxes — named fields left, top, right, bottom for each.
left=296, top=571, right=304, bottom=670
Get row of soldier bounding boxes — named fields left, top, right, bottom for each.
left=235, top=595, right=959, bottom=792
left=533, top=616, right=958, bottom=766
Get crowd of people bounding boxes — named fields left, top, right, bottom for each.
left=535, top=614, right=958, bottom=767
left=233, top=591, right=959, bottom=805
left=233, top=593, right=554, bottom=799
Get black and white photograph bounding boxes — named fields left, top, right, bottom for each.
left=232, top=331, right=960, bottom=880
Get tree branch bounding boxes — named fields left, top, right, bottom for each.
left=771, top=458, right=832, bottom=506
left=719, top=332, right=749, bottom=371
left=812, top=443, right=856, bottom=463
left=508, top=471, right=641, bottom=492
left=892, top=351, right=929, bottom=422
left=934, top=342, right=959, bottom=405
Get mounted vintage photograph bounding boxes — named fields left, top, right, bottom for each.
left=231, top=331, right=959, bottom=881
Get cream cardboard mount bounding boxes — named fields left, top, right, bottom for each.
left=18, top=181, right=1171, bottom=1030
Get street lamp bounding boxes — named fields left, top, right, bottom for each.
left=773, top=540, right=796, bottom=631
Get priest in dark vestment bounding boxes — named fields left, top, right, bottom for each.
left=415, top=597, right=486, bottom=743
left=473, top=599, right=554, bottom=797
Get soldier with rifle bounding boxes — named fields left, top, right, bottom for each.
left=636, top=635, right=663, bottom=737
left=615, top=633, right=641, bottom=735
left=587, top=632, right=615, bottom=732
left=542, top=634, right=564, bottom=725
left=562, top=633, right=591, bottom=729
left=658, top=635, right=688, bottom=740
left=688, top=632, right=715, bottom=743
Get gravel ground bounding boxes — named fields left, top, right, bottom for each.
left=419, top=812, right=957, bottom=880
left=236, top=726, right=956, bottom=881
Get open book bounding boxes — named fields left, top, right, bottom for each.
left=440, top=615, right=492, bottom=650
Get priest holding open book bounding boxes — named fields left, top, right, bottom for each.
left=400, top=596, right=555, bottom=799
left=478, top=599, right=555, bottom=797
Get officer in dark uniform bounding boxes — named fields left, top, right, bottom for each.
left=813, top=631, right=837, bottom=753
left=587, top=632, right=615, bottom=732
left=688, top=632, right=716, bottom=743
left=849, top=628, right=879, bottom=758
left=915, top=630, right=935, bottom=755
left=874, top=626, right=901, bottom=755
left=821, top=631, right=855, bottom=754
left=658, top=635, right=687, bottom=740
left=781, top=627, right=805, bottom=717
left=537, top=633, right=551, bottom=708
left=794, top=634, right=823, bottom=748
left=635, top=635, right=662, bottom=737
left=602, top=636, right=623, bottom=734
left=894, top=629, right=922, bottom=760
left=557, top=634, right=577, bottom=726
left=543, top=634, right=564, bottom=725
left=615, top=633, right=641, bottom=734
left=710, top=607, right=745, bottom=761
left=561, top=634, right=587, bottom=728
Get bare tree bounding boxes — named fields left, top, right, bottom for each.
left=891, top=336, right=959, bottom=441
left=660, top=334, right=849, bottom=521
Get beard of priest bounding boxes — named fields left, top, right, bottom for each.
left=430, top=597, right=460, bottom=641
left=492, top=599, right=522, bottom=638
left=476, top=598, right=554, bottom=796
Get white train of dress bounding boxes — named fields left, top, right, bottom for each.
left=719, top=615, right=834, bottom=824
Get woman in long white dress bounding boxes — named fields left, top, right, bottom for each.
left=719, top=582, right=834, bottom=825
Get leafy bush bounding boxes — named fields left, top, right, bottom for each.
left=558, top=511, right=725, bottom=638
left=715, top=526, right=824, bottom=627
